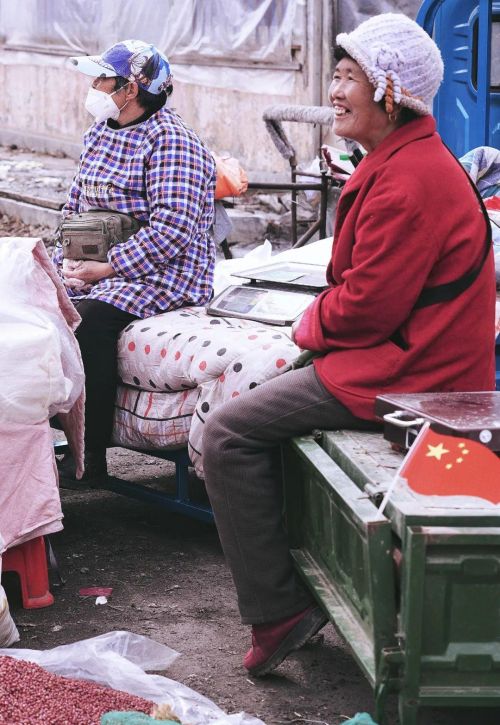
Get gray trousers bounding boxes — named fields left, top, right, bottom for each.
left=203, top=365, right=379, bottom=624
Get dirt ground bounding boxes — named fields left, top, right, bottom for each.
left=2, top=215, right=500, bottom=725
left=0, top=212, right=54, bottom=246
left=5, top=448, right=381, bottom=725
left=4, top=450, right=500, bottom=725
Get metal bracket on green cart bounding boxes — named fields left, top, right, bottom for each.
left=374, top=647, right=404, bottom=724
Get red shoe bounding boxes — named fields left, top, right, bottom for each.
left=243, top=604, right=327, bottom=677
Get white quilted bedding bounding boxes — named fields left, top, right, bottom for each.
left=112, top=307, right=299, bottom=477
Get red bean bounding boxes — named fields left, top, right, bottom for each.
left=0, top=655, right=152, bottom=724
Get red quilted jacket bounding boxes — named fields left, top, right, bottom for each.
left=295, top=116, right=496, bottom=420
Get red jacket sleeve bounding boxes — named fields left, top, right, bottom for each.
left=295, top=171, right=445, bottom=351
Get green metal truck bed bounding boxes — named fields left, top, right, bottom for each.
left=282, top=430, right=500, bottom=725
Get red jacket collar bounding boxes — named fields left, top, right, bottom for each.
left=344, top=115, right=438, bottom=191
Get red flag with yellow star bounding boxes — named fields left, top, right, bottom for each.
left=399, top=425, right=500, bottom=504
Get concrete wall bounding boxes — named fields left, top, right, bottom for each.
left=0, top=0, right=335, bottom=181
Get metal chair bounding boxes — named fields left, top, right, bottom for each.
left=248, top=104, right=338, bottom=249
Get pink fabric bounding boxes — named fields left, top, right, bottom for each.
left=0, top=420, right=63, bottom=552
left=31, top=240, right=82, bottom=333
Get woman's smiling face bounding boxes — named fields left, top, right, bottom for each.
left=328, top=56, right=397, bottom=153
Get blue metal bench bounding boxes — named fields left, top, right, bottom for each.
left=54, top=439, right=213, bottom=523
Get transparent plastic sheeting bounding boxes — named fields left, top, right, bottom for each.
left=0, top=0, right=301, bottom=95
left=0, top=631, right=265, bottom=725
left=337, top=0, right=421, bottom=32
left=170, top=63, right=295, bottom=95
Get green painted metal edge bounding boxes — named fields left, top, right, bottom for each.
left=318, top=430, right=399, bottom=491
left=414, top=526, right=500, bottom=543
left=291, top=547, right=378, bottom=686
left=288, top=436, right=389, bottom=527
left=399, top=527, right=426, bottom=703
left=418, top=686, right=500, bottom=703
left=285, top=437, right=398, bottom=687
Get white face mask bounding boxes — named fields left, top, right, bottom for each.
left=84, top=86, right=124, bottom=123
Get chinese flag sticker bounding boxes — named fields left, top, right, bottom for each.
left=399, top=424, right=500, bottom=504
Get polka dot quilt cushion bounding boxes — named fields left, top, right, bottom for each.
left=117, top=308, right=293, bottom=393
left=188, top=337, right=299, bottom=478
left=114, top=305, right=301, bottom=473
left=111, top=385, right=199, bottom=451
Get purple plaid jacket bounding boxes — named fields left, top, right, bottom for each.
left=53, top=107, right=216, bottom=318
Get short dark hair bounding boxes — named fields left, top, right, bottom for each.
left=332, top=45, right=419, bottom=125
left=113, top=75, right=171, bottom=113
left=333, top=45, right=351, bottom=62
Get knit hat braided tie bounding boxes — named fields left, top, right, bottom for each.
left=371, top=44, right=403, bottom=112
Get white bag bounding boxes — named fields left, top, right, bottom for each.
left=0, top=536, right=20, bottom=648
left=0, top=584, right=19, bottom=648
left=213, top=239, right=273, bottom=295
left=0, top=239, right=83, bottom=424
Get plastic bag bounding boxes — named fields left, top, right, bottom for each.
left=0, top=584, right=18, bottom=648
left=0, top=304, right=68, bottom=423
left=0, top=239, right=84, bottom=423
left=344, top=714, right=379, bottom=725
left=0, top=631, right=264, bottom=725
left=0, top=539, right=20, bottom=647
left=213, top=153, right=248, bottom=199
left=298, top=157, right=322, bottom=203
left=213, top=238, right=273, bottom=295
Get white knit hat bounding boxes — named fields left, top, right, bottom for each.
left=336, top=13, right=444, bottom=116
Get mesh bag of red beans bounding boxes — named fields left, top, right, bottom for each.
left=0, top=655, right=153, bottom=724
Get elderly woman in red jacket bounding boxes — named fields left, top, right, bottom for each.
left=202, top=13, right=496, bottom=677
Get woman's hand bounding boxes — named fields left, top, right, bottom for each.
left=62, top=260, right=114, bottom=284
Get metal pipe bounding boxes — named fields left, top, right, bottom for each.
left=291, top=163, right=298, bottom=246
left=292, top=218, right=321, bottom=248
left=247, top=181, right=324, bottom=191
left=319, top=171, right=328, bottom=238
left=293, top=171, right=325, bottom=179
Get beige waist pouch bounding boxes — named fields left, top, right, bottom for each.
left=60, top=209, right=142, bottom=262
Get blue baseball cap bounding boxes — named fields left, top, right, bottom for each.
left=69, top=39, right=172, bottom=95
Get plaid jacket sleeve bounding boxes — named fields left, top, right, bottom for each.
left=61, top=173, right=82, bottom=217
left=108, top=128, right=214, bottom=279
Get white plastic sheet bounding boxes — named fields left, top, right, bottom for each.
left=0, top=631, right=265, bottom=725
left=213, top=238, right=273, bottom=295
left=337, top=0, right=420, bottom=32
left=0, top=239, right=84, bottom=424
left=1, top=0, right=297, bottom=62
left=170, top=63, right=295, bottom=96
left=0, top=0, right=301, bottom=95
